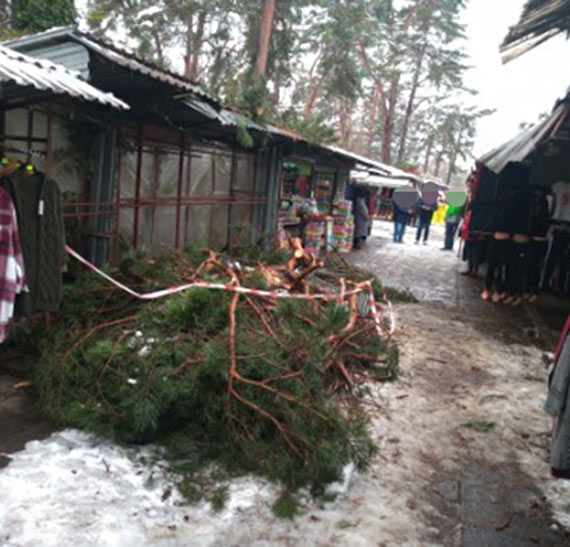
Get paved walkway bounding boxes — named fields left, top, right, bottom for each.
left=344, top=220, right=570, bottom=546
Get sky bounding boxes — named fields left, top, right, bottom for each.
left=462, top=0, right=570, bottom=158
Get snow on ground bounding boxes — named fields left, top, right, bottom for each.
left=0, top=429, right=279, bottom=547
left=2, top=220, right=570, bottom=545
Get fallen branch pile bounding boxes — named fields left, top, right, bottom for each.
left=29, top=242, right=398, bottom=495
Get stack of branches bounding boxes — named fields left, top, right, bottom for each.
left=29, top=240, right=398, bottom=496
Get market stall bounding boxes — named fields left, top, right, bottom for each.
left=276, top=154, right=353, bottom=255
left=471, top=89, right=570, bottom=304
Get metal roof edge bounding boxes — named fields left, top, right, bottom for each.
left=0, top=42, right=129, bottom=110
left=3, top=26, right=76, bottom=48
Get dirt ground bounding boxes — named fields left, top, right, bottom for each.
left=2, top=219, right=570, bottom=546
left=340, top=220, right=570, bottom=545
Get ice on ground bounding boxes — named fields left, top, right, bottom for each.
left=0, top=430, right=277, bottom=546
left=0, top=429, right=356, bottom=547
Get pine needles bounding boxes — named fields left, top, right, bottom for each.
left=27, top=244, right=398, bottom=498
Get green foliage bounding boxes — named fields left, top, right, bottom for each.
left=210, top=486, right=229, bottom=512
left=10, top=0, right=76, bottom=32
left=26, top=248, right=398, bottom=502
left=463, top=420, right=495, bottom=433
left=279, top=110, right=339, bottom=145
left=272, top=490, right=299, bottom=519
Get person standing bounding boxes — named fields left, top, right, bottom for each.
left=392, top=185, right=419, bottom=244
left=415, top=182, right=439, bottom=245
left=442, top=190, right=466, bottom=251
left=393, top=201, right=410, bottom=243
left=353, top=192, right=370, bottom=249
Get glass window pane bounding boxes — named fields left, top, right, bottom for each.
left=152, top=206, right=177, bottom=251
left=189, top=153, right=214, bottom=197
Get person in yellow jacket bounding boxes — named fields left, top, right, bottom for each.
left=433, top=202, right=448, bottom=225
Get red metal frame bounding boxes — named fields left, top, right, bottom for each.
left=55, top=120, right=270, bottom=259
left=132, top=124, right=143, bottom=249
left=175, top=131, right=185, bottom=248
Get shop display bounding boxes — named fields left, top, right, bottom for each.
left=332, top=199, right=355, bottom=252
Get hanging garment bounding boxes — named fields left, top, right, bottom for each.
left=2, top=170, right=65, bottom=315
left=545, top=330, right=570, bottom=478
left=542, top=227, right=570, bottom=292
left=527, top=239, right=548, bottom=295
left=484, top=238, right=511, bottom=293
left=552, top=182, right=570, bottom=223
left=0, top=186, right=26, bottom=342
left=506, top=241, right=529, bottom=298
left=528, top=188, right=551, bottom=237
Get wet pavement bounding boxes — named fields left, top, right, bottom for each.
left=0, top=353, right=52, bottom=469
left=347, top=220, right=570, bottom=546
left=356, top=220, right=566, bottom=347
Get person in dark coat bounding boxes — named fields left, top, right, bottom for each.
left=353, top=192, right=370, bottom=249
left=392, top=185, right=419, bottom=244
left=415, top=182, right=439, bottom=245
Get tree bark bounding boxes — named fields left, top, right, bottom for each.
left=189, top=10, right=207, bottom=80
left=152, top=29, right=164, bottom=65
left=423, top=135, right=433, bottom=173
left=304, top=67, right=332, bottom=118
left=446, top=125, right=464, bottom=186
left=184, top=12, right=194, bottom=79
left=381, top=73, right=400, bottom=164
left=434, top=133, right=448, bottom=177
left=357, top=40, right=389, bottom=155
left=397, top=41, right=428, bottom=164
left=254, top=0, right=276, bottom=77
left=339, top=102, right=353, bottom=148
left=367, top=85, right=381, bottom=157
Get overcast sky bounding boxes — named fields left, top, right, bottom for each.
left=463, top=0, right=570, bottom=158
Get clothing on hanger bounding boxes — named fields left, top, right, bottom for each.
left=1, top=168, right=66, bottom=315
left=551, top=182, right=570, bottom=223
left=0, top=186, right=26, bottom=343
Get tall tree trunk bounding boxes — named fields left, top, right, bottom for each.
left=152, top=29, right=164, bottom=66
left=423, top=135, right=433, bottom=173
left=254, top=0, right=275, bottom=77
left=446, top=125, right=465, bottom=186
left=189, top=11, right=207, bottom=80
left=184, top=12, right=194, bottom=79
left=304, top=68, right=332, bottom=118
left=381, top=73, right=400, bottom=164
left=367, top=85, right=381, bottom=157
left=339, top=102, right=353, bottom=148
left=397, top=41, right=428, bottom=164
left=434, top=133, right=448, bottom=177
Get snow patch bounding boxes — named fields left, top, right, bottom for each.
left=0, top=429, right=356, bottom=546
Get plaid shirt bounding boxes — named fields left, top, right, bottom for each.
left=0, top=186, right=26, bottom=343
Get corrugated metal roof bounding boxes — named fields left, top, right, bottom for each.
left=501, top=0, right=570, bottom=62
left=5, top=26, right=218, bottom=104
left=73, top=32, right=217, bottom=104
left=478, top=98, right=569, bottom=173
left=0, top=43, right=129, bottom=110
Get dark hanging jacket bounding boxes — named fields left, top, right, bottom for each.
left=1, top=170, right=66, bottom=314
